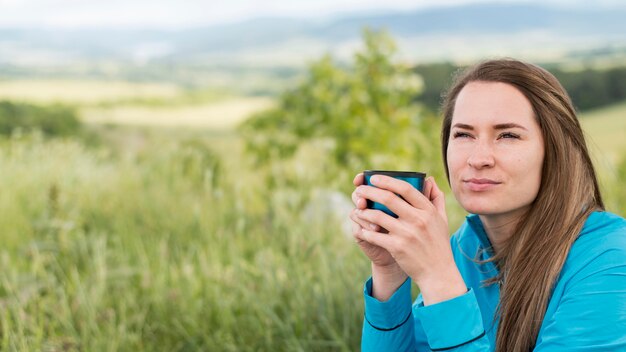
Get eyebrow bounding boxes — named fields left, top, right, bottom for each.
left=452, top=123, right=528, bottom=131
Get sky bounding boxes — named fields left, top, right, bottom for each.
left=0, top=0, right=624, bottom=29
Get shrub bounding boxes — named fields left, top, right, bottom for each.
left=0, top=100, right=81, bottom=137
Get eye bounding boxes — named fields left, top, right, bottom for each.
left=452, top=131, right=472, bottom=139
left=498, top=132, right=520, bottom=139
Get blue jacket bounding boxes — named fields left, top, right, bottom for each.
left=362, top=211, right=626, bottom=351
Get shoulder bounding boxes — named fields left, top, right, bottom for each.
left=561, top=211, right=626, bottom=284
left=571, top=211, right=626, bottom=254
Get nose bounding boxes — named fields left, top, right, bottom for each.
left=467, top=141, right=495, bottom=169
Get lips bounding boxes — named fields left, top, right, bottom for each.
left=463, top=178, right=502, bottom=191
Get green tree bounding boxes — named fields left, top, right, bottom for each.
left=412, top=62, right=460, bottom=112
left=238, top=29, right=443, bottom=192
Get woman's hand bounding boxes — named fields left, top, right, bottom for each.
left=350, top=173, right=395, bottom=267
left=350, top=173, right=407, bottom=301
left=354, top=174, right=467, bottom=305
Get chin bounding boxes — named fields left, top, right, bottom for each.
left=459, top=197, right=534, bottom=218
left=457, top=198, right=502, bottom=215
left=462, top=206, right=501, bottom=215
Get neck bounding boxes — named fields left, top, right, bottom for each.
left=479, top=208, right=528, bottom=254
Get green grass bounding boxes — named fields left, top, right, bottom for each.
left=0, top=131, right=371, bottom=351
left=581, top=101, right=626, bottom=164
left=579, top=101, right=626, bottom=216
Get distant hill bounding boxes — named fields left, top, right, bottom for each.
left=1, top=3, right=626, bottom=67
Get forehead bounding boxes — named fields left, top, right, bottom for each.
left=452, top=81, right=536, bottom=126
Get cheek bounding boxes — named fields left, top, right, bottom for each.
left=446, top=148, right=465, bottom=176
left=516, top=148, right=544, bottom=192
left=446, top=151, right=465, bottom=193
left=531, top=158, right=544, bottom=191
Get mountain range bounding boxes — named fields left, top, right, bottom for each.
left=1, top=3, right=626, bottom=68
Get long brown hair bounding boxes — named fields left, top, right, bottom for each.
left=440, top=59, right=604, bottom=351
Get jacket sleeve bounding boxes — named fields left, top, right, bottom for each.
left=534, top=247, right=626, bottom=350
left=362, top=277, right=491, bottom=351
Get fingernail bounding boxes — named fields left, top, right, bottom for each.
left=370, top=175, right=379, bottom=185
left=370, top=224, right=378, bottom=230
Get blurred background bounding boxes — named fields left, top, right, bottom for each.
left=1, top=0, right=625, bottom=350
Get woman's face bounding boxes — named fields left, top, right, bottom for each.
left=447, top=81, right=545, bottom=218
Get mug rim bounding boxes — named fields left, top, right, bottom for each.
left=363, top=170, right=426, bottom=178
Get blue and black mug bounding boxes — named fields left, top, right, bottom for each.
left=363, top=170, right=426, bottom=218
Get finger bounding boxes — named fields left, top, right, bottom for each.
left=351, top=190, right=368, bottom=209
left=423, top=176, right=434, bottom=200
left=352, top=221, right=363, bottom=241
left=353, top=172, right=364, bottom=186
left=360, top=228, right=395, bottom=251
left=355, top=184, right=416, bottom=219
left=350, top=209, right=381, bottom=231
left=428, top=178, right=448, bottom=222
left=355, top=208, right=397, bottom=233
left=356, top=185, right=424, bottom=220
left=353, top=226, right=368, bottom=243
left=352, top=173, right=367, bottom=209
left=365, top=175, right=432, bottom=212
left=353, top=223, right=373, bottom=245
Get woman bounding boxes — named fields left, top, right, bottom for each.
left=350, top=59, right=626, bottom=351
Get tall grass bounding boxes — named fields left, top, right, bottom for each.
left=0, top=132, right=371, bottom=351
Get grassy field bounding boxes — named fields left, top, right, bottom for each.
left=0, top=77, right=624, bottom=350
left=81, top=97, right=275, bottom=129
left=580, top=101, right=626, bottom=163
left=0, top=130, right=369, bottom=351
left=579, top=103, right=626, bottom=214
left=0, top=78, right=367, bottom=350
left=0, top=79, right=275, bottom=130
left=0, top=80, right=183, bottom=105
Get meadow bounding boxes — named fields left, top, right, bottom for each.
left=0, top=65, right=625, bottom=351
left=0, top=128, right=371, bottom=351
left=0, top=77, right=372, bottom=351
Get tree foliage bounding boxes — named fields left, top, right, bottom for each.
left=238, top=29, right=443, bottom=191
left=550, top=66, right=626, bottom=111
left=411, top=62, right=626, bottom=113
